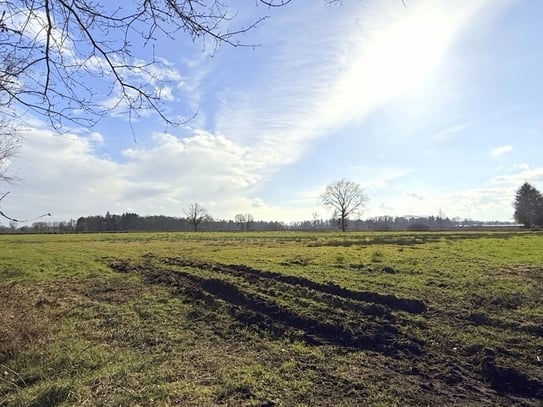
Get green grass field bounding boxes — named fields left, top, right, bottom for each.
left=1, top=231, right=542, bottom=406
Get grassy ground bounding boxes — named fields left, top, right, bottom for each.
left=1, top=231, right=542, bottom=406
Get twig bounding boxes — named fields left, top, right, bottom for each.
left=0, top=192, right=52, bottom=222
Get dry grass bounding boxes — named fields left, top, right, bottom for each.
left=0, top=285, right=51, bottom=364
left=0, top=284, right=53, bottom=403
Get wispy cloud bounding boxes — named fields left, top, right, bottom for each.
left=366, top=184, right=518, bottom=221
left=491, top=145, right=513, bottom=157
left=489, top=166, right=543, bottom=186
left=212, top=0, right=495, bottom=177
left=349, top=165, right=412, bottom=189
left=431, top=121, right=473, bottom=143
left=365, top=165, right=543, bottom=221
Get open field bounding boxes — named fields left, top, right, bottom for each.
left=1, top=231, right=542, bottom=406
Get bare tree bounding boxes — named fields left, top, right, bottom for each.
left=0, top=1, right=341, bottom=131
left=234, top=213, right=246, bottom=231
left=185, top=202, right=209, bottom=232
left=320, top=179, right=367, bottom=232
left=0, top=121, right=54, bottom=222
left=0, top=121, right=20, bottom=184
left=312, top=211, right=320, bottom=229
left=234, top=213, right=254, bottom=231
left=245, top=213, right=254, bottom=231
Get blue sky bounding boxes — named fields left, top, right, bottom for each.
left=4, top=0, right=543, bottom=224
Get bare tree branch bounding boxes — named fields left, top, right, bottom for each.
left=0, top=119, right=21, bottom=184
left=0, top=0, right=307, bottom=131
left=260, top=1, right=294, bottom=7
left=0, top=191, right=51, bottom=222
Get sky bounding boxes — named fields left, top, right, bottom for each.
left=2, top=0, right=543, bottom=224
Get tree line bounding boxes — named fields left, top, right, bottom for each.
left=73, top=212, right=286, bottom=233
left=1, top=213, right=515, bottom=234
left=1, top=180, right=540, bottom=233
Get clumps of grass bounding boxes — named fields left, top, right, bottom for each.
left=0, top=284, right=53, bottom=402
left=0, top=285, right=51, bottom=364
left=491, top=291, right=525, bottom=309
left=24, top=383, right=72, bottom=406
left=280, top=256, right=312, bottom=267
left=371, top=250, right=384, bottom=263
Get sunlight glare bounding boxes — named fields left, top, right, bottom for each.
left=323, top=2, right=481, bottom=125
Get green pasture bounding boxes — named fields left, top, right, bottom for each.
left=1, top=231, right=542, bottom=406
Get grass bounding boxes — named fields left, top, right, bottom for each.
left=0, top=230, right=542, bottom=406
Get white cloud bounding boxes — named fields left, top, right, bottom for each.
left=5, top=124, right=294, bottom=222
left=359, top=167, right=412, bottom=190
left=121, top=131, right=258, bottom=189
left=3, top=122, right=341, bottom=223
left=440, top=186, right=515, bottom=221
left=364, top=164, right=543, bottom=221
left=491, top=145, right=513, bottom=157
left=4, top=128, right=121, bottom=221
left=82, top=53, right=185, bottom=121
left=489, top=167, right=543, bottom=187
left=88, top=132, right=105, bottom=144
left=212, top=0, right=496, bottom=177
left=5, top=120, right=534, bottom=224
left=366, top=185, right=516, bottom=221
left=406, top=192, right=425, bottom=201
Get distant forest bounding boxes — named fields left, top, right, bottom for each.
left=0, top=212, right=516, bottom=233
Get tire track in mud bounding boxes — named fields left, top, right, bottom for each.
left=106, top=256, right=424, bottom=356
left=105, top=256, right=543, bottom=404
left=164, top=257, right=426, bottom=314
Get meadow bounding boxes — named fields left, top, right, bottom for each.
left=1, top=230, right=542, bottom=406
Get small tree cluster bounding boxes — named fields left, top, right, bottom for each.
left=234, top=213, right=254, bottom=231
left=513, top=182, right=543, bottom=227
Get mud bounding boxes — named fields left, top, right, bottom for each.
left=481, top=349, right=543, bottom=398
left=106, top=257, right=422, bottom=356
left=105, top=256, right=543, bottom=405
left=164, top=257, right=426, bottom=314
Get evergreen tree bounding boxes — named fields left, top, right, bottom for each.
left=513, top=182, right=543, bottom=227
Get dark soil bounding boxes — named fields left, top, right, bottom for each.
left=107, top=256, right=422, bottom=356
left=105, top=256, right=543, bottom=406
left=164, top=257, right=426, bottom=314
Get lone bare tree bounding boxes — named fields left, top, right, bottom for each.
left=185, top=203, right=209, bottom=232
left=320, top=179, right=367, bottom=232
